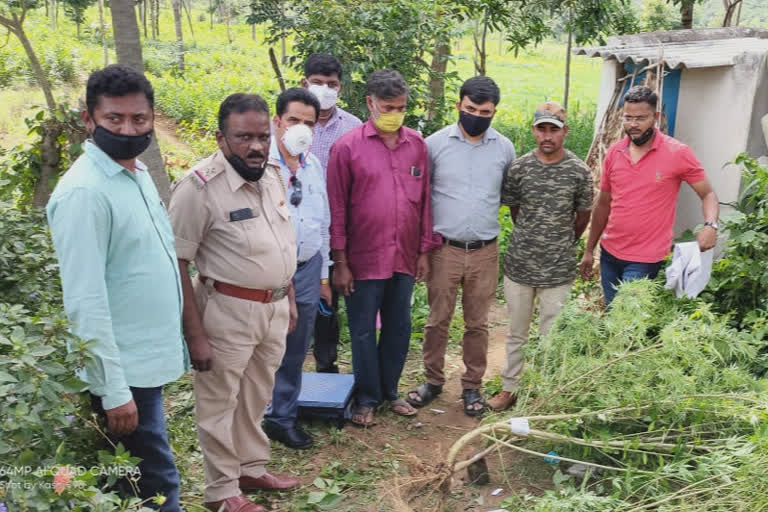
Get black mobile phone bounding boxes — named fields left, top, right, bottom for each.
left=229, top=208, right=254, bottom=222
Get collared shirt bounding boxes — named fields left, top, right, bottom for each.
left=169, top=150, right=297, bottom=290
left=328, top=120, right=438, bottom=280
left=311, top=106, right=362, bottom=172
left=46, top=141, right=186, bottom=410
left=600, top=130, right=706, bottom=263
left=427, top=123, right=516, bottom=241
left=270, top=137, right=331, bottom=279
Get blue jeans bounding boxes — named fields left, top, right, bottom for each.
left=265, top=251, right=321, bottom=429
left=345, top=273, right=415, bottom=408
left=91, top=386, right=181, bottom=512
left=600, top=248, right=664, bottom=305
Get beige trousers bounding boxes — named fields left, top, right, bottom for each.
left=501, top=277, right=571, bottom=392
left=194, top=280, right=288, bottom=502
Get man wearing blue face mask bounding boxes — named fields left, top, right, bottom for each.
left=407, top=76, right=516, bottom=417
left=263, top=87, right=330, bottom=450
left=47, top=65, right=186, bottom=511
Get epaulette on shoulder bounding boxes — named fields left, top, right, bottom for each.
left=266, top=159, right=286, bottom=189
left=185, top=165, right=224, bottom=189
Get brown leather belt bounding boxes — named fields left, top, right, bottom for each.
left=202, top=276, right=289, bottom=303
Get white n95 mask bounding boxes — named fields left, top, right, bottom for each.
left=308, top=84, right=339, bottom=110
left=281, top=123, right=313, bottom=156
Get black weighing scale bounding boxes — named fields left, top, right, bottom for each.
left=297, top=372, right=355, bottom=428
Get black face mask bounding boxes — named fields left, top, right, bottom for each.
left=224, top=139, right=267, bottom=182
left=93, top=125, right=153, bottom=160
left=628, top=126, right=655, bottom=146
left=459, top=111, right=492, bottom=138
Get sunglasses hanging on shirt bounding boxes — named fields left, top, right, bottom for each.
left=289, top=175, right=303, bottom=206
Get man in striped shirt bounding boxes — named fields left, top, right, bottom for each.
left=302, top=53, right=362, bottom=374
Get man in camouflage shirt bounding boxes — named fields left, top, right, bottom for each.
left=488, top=101, right=593, bottom=411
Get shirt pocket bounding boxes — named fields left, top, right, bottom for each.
left=235, top=216, right=263, bottom=257
left=402, top=174, right=423, bottom=204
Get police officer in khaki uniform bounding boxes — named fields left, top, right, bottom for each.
left=168, top=93, right=300, bottom=512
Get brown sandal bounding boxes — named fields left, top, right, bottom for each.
left=390, top=398, right=418, bottom=417
left=351, top=405, right=376, bottom=427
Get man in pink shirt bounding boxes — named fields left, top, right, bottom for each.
left=327, top=69, right=438, bottom=427
left=580, top=85, right=719, bottom=304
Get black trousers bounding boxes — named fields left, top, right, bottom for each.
left=313, top=265, right=340, bottom=373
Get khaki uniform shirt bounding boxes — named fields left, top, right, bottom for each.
left=169, top=150, right=297, bottom=290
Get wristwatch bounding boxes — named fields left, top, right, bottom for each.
left=703, top=221, right=719, bottom=230
left=321, top=278, right=330, bottom=285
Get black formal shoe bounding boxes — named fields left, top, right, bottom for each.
left=263, top=422, right=314, bottom=450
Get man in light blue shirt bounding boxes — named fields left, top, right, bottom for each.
left=264, top=88, right=330, bottom=449
left=46, top=65, right=186, bottom=511
left=407, top=76, right=515, bottom=417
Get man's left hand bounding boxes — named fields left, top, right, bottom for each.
left=697, top=226, right=717, bottom=252
left=416, top=253, right=430, bottom=283
left=320, top=282, right=332, bottom=305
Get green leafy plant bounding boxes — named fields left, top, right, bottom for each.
left=703, top=154, right=768, bottom=341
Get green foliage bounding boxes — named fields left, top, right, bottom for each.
left=0, top=105, right=85, bottom=204
left=505, top=279, right=768, bottom=510
left=639, top=0, right=682, bottom=31
left=0, top=204, right=155, bottom=511
left=255, top=0, right=460, bottom=133
left=703, top=154, right=768, bottom=341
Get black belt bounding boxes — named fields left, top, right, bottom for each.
left=443, top=236, right=497, bottom=251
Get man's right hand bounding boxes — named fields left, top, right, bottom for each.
left=333, top=262, right=355, bottom=296
left=105, top=399, right=138, bottom=437
left=580, top=252, right=595, bottom=281
left=188, top=335, right=213, bottom=372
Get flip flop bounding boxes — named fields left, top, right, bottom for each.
left=462, top=389, right=486, bottom=417
left=351, top=405, right=376, bottom=427
left=406, top=382, right=443, bottom=408
left=390, top=398, right=418, bottom=417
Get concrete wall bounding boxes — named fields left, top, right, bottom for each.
left=673, top=63, right=759, bottom=234
left=747, top=54, right=768, bottom=157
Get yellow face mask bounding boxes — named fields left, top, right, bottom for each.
left=372, top=103, right=405, bottom=133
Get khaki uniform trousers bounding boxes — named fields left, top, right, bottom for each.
left=423, top=241, right=498, bottom=390
left=501, top=277, right=571, bottom=392
left=194, top=279, right=289, bottom=502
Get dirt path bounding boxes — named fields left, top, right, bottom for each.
left=286, top=303, right=552, bottom=511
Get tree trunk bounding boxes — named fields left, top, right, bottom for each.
left=209, top=0, right=214, bottom=29
left=149, top=0, right=157, bottom=38
left=0, top=13, right=62, bottom=208
left=563, top=3, right=573, bottom=111
left=49, top=0, right=56, bottom=30
left=109, top=0, right=171, bottom=203
left=279, top=0, right=287, bottom=63
left=141, top=0, right=148, bottom=38
left=225, top=1, right=232, bottom=44
left=269, top=47, right=286, bottom=91
left=722, top=0, right=743, bottom=27
left=182, top=0, right=195, bottom=40
left=427, top=36, right=450, bottom=121
left=680, top=1, right=694, bottom=29
left=98, top=0, right=108, bottom=66
left=251, top=23, right=255, bottom=41
left=154, top=0, right=160, bottom=38
left=32, top=121, right=63, bottom=209
left=172, top=0, right=185, bottom=72
left=13, top=19, right=57, bottom=115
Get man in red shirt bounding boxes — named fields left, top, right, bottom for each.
left=327, top=69, right=438, bottom=427
left=580, top=85, right=719, bottom=304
